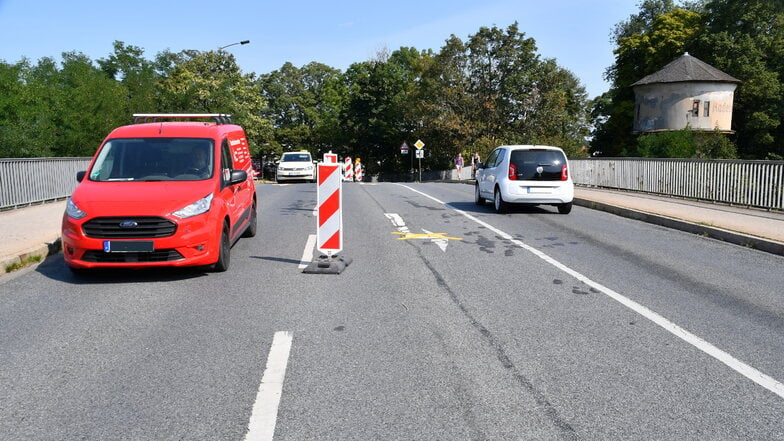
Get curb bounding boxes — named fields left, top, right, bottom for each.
left=0, top=238, right=62, bottom=275
left=573, top=198, right=784, bottom=257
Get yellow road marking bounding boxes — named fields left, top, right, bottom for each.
left=391, top=232, right=462, bottom=241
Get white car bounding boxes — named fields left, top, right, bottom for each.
left=475, top=145, right=574, bottom=214
left=276, top=152, right=316, bottom=183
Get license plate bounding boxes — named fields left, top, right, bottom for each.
left=527, top=186, right=551, bottom=194
left=103, top=240, right=154, bottom=253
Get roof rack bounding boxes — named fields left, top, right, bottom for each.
left=132, top=113, right=233, bottom=125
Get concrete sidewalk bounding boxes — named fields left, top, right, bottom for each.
left=0, top=200, right=66, bottom=275
left=574, top=187, right=784, bottom=256
left=1, top=186, right=783, bottom=275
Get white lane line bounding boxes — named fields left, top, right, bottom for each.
left=244, top=331, right=293, bottom=441
left=395, top=183, right=784, bottom=400
left=384, top=213, right=410, bottom=232
left=298, top=234, right=317, bottom=269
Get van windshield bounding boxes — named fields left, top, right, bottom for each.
left=280, top=153, right=311, bottom=162
left=88, top=138, right=214, bottom=182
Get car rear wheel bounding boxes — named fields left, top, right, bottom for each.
left=212, top=224, right=231, bottom=272
left=557, top=202, right=572, bottom=214
left=474, top=184, right=485, bottom=205
left=494, top=188, right=508, bottom=214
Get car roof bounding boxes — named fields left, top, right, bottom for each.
left=499, top=145, right=565, bottom=151
left=107, top=121, right=242, bottom=139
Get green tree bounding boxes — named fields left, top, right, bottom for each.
left=695, top=0, right=784, bottom=159
left=97, top=41, right=159, bottom=114
left=259, top=61, right=345, bottom=158
left=53, top=52, right=127, bottom=157
left=340, top=55, right=414, bottom=175
left=421, top=23, right=589, bottom=163
left=418, top=35, right=475, bottom=167
left=0, top=53, right=125, bottom=157
left=156, top=49, right=272, bottom=154
left=0, top=60, right=47, bottom=157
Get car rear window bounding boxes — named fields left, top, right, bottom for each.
left=509, top=149, right=567, bottom=181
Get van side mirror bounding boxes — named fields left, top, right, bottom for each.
left=76, top=171, right=86, bottom=182
left=229, top=170, right=247, bottom=185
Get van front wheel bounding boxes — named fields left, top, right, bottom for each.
left=212, top=224, right=231, bottom=272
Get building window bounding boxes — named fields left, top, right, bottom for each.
left=692, top=100, right=700, bottom=117
left=704, top=101, right=710, bottom=117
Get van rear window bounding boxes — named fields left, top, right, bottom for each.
left=89, top=138, right=214, bottom=182
left=509, top=150, right=567, bottom=181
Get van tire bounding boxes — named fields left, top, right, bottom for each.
left=212, top=224, right=231, bottom=272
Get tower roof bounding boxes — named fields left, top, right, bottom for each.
left=631, top=52, right=741, bottom=86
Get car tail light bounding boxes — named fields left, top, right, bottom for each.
left=561, top=164, right=569, bottom=181
left=508, top=163, right=517, bottom=180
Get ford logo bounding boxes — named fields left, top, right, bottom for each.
left=119, top=220, right=138, bottom=228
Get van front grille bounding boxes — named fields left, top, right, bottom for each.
left=83, top=217, right=177, bottom=239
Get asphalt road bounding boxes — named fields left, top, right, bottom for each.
left=1, top=182, right=783, bottom=440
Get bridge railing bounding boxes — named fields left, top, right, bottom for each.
left=570, top=158, right=784, bottom=211
left=1, top=158, right=91, bottom=210
left=2, top=157, right=783, bottom=211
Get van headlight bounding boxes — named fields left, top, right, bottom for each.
left=173, top=193, right=213, bottom=218
left=66, top=198, right=87, bottom=220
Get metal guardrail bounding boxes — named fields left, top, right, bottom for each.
left=0, top=158, right=92, bottom=210
left=2, top=157, right=783, bottom=211
left=571, top=158, right=784, bottom=211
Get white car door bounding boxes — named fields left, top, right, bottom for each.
left=479, top=147, right=503, bottom=198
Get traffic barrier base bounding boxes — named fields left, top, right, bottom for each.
left=302, top=254, right=353, bottom=274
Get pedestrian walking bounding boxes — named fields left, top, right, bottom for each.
left=455, top=153, right=464, bottom=180
left=471, top=152, right=480, bottom=179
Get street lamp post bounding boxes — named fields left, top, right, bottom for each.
left=218, top=40, right=250, bottom=51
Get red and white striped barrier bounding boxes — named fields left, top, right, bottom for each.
left=354, top=159, right=363, bottom=182
left=343, top=157, right=353, bottom=181
left=317, top=161, right=342, bottom=255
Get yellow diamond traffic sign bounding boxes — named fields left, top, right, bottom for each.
left=414, top=139, right=425, bottom=149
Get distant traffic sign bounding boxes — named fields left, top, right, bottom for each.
left=414, top=139, right=425, bottom=149
left=415, top=149, right=424, bottom=159
left=401, top=141, right=409, bottom=154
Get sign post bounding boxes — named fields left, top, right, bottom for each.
left=414, top=139, right=425, bottom=182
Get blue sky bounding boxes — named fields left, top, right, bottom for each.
left=0, top=0, right=638, bottom=98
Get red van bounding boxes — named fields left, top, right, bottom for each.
left=62, top=114, right=257, bottom=272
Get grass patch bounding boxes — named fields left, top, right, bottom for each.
left=4, top=254, right=43, bottom=273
